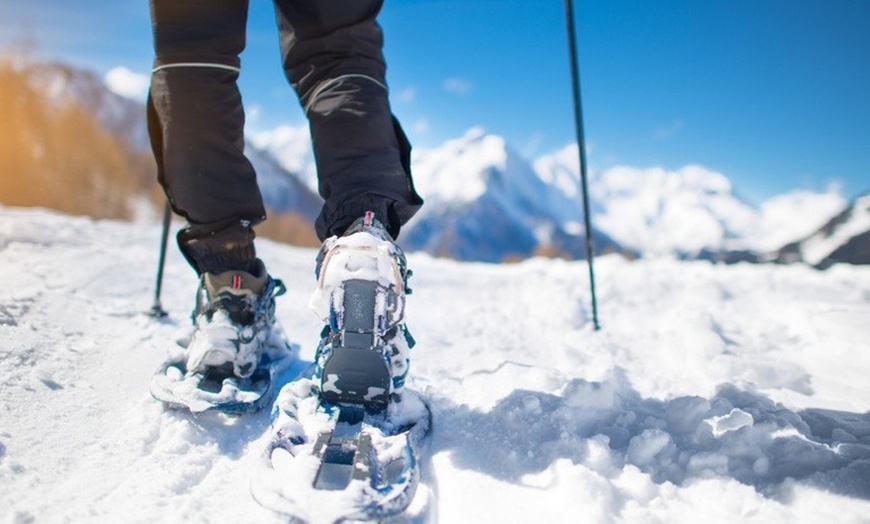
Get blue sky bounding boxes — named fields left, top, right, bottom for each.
left=2, top=0, right=868, bottom=203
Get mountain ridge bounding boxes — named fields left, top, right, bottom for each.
left=774, top=192, right=870, bottom=269
left=4, top=59, right=867, bottom=267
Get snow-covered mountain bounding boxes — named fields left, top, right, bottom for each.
left=593, top=164, right=756, bottom=257
left=747, top=189, right=848, bottom=253
left=534, top=144, right=849, bottom=259
left=402, top=129, right=622, bottom=261
left=775, top=192, right=870, bottom=268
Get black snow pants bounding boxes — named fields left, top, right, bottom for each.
left=147, top=0, right=422, bottom=273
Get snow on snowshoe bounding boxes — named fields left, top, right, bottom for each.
left=251, top=380, right=432, bottom=523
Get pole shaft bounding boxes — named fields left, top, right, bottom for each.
left=149, top=200, right=172, bottom=318
left=564, top=0, right=600, bottom=330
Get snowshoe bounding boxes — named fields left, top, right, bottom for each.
left=150, top=259, right=296, bottom=414
left=251, top=379, right=433, bottom=523
left=252, top=213, right=433, bottom=521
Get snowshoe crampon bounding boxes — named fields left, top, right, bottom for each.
left=149, top=340, right=296, bottom=415
left=251, top=379, right=433, bottom=523
left=150, top=358, right=267, bottom=415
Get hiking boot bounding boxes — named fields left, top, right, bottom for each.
left=309, top=212, right=415, bottom=407
left=185, top=258, right=288, bottom=381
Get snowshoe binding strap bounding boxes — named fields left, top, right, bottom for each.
left=319, top=279, right=392, bottom=407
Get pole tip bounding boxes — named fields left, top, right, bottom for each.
left=147, top=302, right=169, bottom=319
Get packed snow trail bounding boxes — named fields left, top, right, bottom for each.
left=1, top=206, right=869, bottom=523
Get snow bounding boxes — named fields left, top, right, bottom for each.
left=2, top=206, right=870, bottom=523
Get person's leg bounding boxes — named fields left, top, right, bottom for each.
left=271, top=0, right=420, bottom=406
left=148, top=0, right=264, bottom=275
left=273, top=0, right=422, bottom=240
left=146, top=1, right=293, bottom=402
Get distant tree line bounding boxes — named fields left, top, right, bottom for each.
left=0, top=59, right=153, bottom=219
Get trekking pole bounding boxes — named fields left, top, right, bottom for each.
left=564, top=0, right=600, bottom=330
left=148, top=200, right=172, bottom=318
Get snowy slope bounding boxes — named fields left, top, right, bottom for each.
left=2, top=206, right=870, bottom=523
